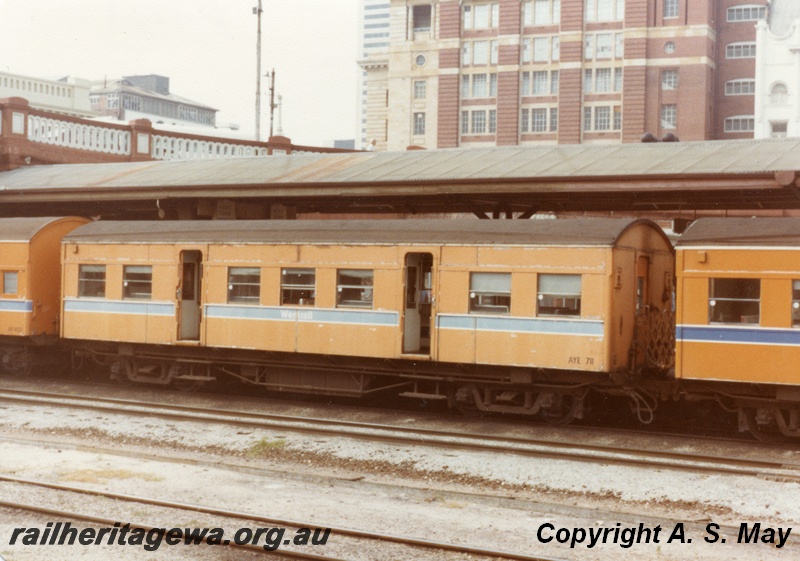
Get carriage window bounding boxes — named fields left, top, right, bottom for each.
left=469, top=272, right=511, bottom=314
left=123, top=266, right=152, bottom=300
left=709, top=278, right=760, bottom=324
left=793, top=281, right=800, bottom=327
left=3, top=272, right=18, bottom=295
left=282, top=268, right=315, bottom=306
left=227, top=267, right=261, bottom=304
left=337, top=270, right=373, bottom=308
left=78, top=265, right=106, bottom=298
left=537, top=274, right=581, bottom=316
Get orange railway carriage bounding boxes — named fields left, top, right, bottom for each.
left=675, top=218, right=800, bottom=436
left=0, top=216, right=90, bottom=371
left=676, top=218, right=800, bottom=386
left=60, top=218, right=672, bottom=417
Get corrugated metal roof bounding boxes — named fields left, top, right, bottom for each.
left=64, top=217, right=655, bottom=246
left=677, top=218, right=800, bottom=246
left=0, top=216, right=72, bottom=242
left=2, top=138, right=799, bottom=192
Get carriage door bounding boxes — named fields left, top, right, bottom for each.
left=403, top=253, right=433, bottom=355
left=178, top=250, right=202, bottom=341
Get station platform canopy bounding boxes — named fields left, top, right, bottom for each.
left=1, top=138, right=799, bottom=219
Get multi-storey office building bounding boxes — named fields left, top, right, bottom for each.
left=357, top=1, right=392, bottom=149
left=374, top=0, right=767, bottom=150
left=754, top=0, right=800, bottom=139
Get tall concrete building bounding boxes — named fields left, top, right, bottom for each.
left=357, top=1, right=391, bottom=149
left=754, top=0, right=800, bottom=139
left=367, top=0, right=768, bottom=150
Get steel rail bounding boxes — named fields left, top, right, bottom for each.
left=1, top=387, right=799, bottom=480
left=0, top=475, right=564, bottom=561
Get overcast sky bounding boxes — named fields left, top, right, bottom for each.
left=0, top=0, right=360, bottom=146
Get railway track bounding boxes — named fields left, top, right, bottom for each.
left=1, top=387, right=799, bottom=481
left=0, top=475, right=564, bottom=561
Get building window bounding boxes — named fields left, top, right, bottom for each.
left=522, top=36, right=559, bottom=64
left=106, top=93, right=119, bottom=109
left=462, top=73, right=497, bottom=98
left=661, top=69, right=678, bottom=90
left=727, top=5, right=766, bottom=22
left=724, top=115, right=755, bottom=133
left=585, top=0, right=625, bottom=22
left=413, top=113, right=426, bottom=135
left=537, top=274, right=581, bottom=317
left=532, top=71, right=548, bottom=95
left=771, top=83, right=789, bottom=105
left=709, top=278, right=760, bottom=324
left=771, top=122, right=788, bottom=138
left=793, top=281, right=800, bottom=326
left=412, top=4, right=432, bottom=33
left=661, top=104, right=677, bottom=129
left=472, top=110, right=486, bottom=133
left=532, top=108, right=548, bottom=132
left=521, top=107, right=558, bottom=133
left=469, top=273, right=511, bottom=314
left=78, top=265, right=106, bottom=298
left=463, top=3, right=500, bottom=29
left=413, top=80, right=427, bottom=100
left=520, top=70, right=559, bottom=97
left=228, top=267, right=260, bottom=304
left=585, top=33, right=620, bottom=61
left=524, top=0, right=561, bottom=25
left=122, top=266, right=152, bottom=300
left=595, top=68, right=612, bottom=93
left=725, top=79, right=755, bottom=96
left=594, top=106, right=611, bottom=130
left=2, top=272, right=18, bottom=295
left=281, top=268, right=315, bottom=306
left=613, top=106, right=622, bottom=130
left=337, top=270, right=373, bottom=308
left=663, top=0, right=678, bottom=19
left=726, top=42, right=756, bottom=59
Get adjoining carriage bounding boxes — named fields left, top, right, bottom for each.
left=59, top=218, right=673, bottom=419
left=675, top=218, right=800, bottom=437
left=0, top=216, right=89, bottom=372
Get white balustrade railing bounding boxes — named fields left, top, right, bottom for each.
left=27, top=115, right=131, bottom=155
left=152, top=135, right=268, bottom=160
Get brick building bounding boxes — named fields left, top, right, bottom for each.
left=370, top=0, right=768, bottom=150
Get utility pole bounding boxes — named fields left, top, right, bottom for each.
left=253, top=0, right=263, bottom=141
left=268, top=69, right=276, bottom=138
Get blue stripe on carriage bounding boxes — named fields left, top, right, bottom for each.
left=205, top=305, right=399, bottom=327
left=677, top=325, right=800, bottom=346
left=437, top=314, right=604, bottom=336
left=0, top=300, right=33, bottom=312
left=64, top=299, right=175, bottom=316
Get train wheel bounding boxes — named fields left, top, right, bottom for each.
left=169, top=364, right=203, bottom=393
left=453, top=385, right=486, bottom=418
left=541, top=394, right=581, bottom=425
left=1, top=349, right=31, bottom=375
left=109, top=359, right=134, bottom=385
left=742, top=408, right=782, bottom=442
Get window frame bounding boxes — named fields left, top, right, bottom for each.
left=2, top=271, right=19, bottom=296
left=537, top=274, right=582, bottom=317
left=227, top=267, right=261, bottom=305
left=78, top=264, right=107, bottom=298
left=337, top=269, right=374, bottom=309
left=281, top=268, right=316, bottom=306
left=663, top=0, right=679, bottom=19
left=122, top=265, right=153, bottom=301
left=469, top=272, right=511, bottom=315
left=708, top=278, right=760, bottom=325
